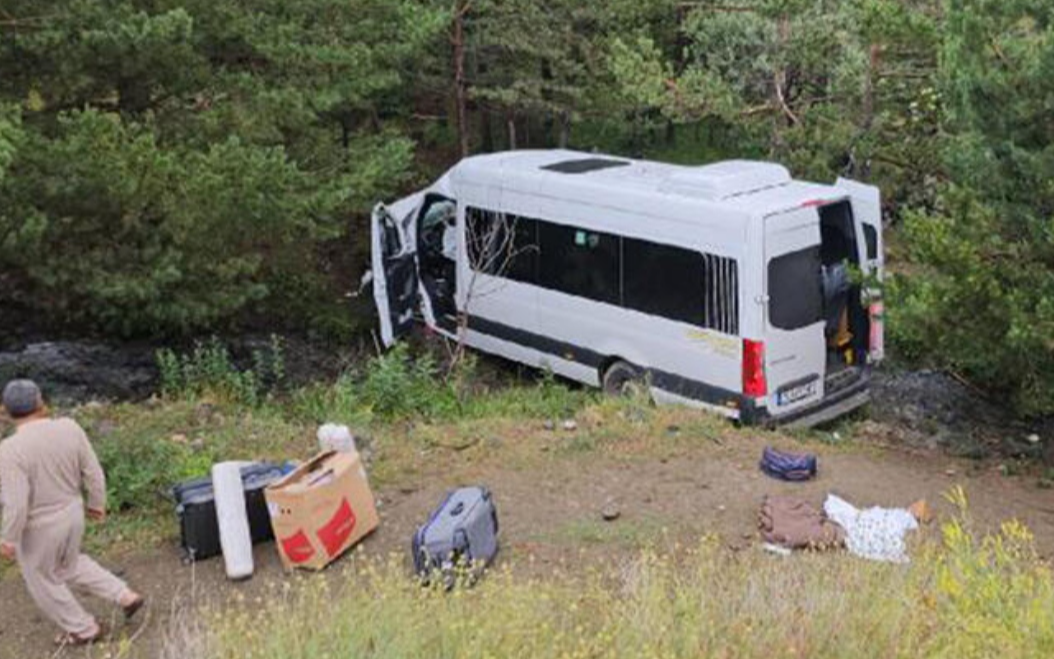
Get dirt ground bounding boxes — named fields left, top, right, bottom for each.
left=2, top=420, right=1053, bottom=659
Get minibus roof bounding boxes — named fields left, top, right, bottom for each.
left=450, top=149, right=845, bottom=218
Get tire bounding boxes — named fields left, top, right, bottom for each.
left=602, top=360, right=644, bottom=397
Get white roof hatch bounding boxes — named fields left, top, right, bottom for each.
left=659, top=160, right=791, bottom=200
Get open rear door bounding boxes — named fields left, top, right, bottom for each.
left=371, top=203, right=419, bottom=346
left=763, top=206, right=827, bottom=417
left=835, top=177, right=884, bottom=362
left=835, top=178, right=882, bottom=275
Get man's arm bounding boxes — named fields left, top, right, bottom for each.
left=0, top=450, right=30, bottom=548
left=77, top=429, right=107, bottom=515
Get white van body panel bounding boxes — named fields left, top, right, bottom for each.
left=371, top=150, right=881, bottom=425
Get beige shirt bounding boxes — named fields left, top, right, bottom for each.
left=0, top=418, right=106, bottom=545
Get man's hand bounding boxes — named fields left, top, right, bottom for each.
left=86, top=508, right=106, bottom=523
left=0, top=541, right=16, bottom=562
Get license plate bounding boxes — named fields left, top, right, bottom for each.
left=777, top=380, right=817, bottom=406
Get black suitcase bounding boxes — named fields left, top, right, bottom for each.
left=171, top=463, right=286, bottom=563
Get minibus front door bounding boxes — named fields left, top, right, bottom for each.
left=763, top=206, right=827, bottom=417
left=371, top=202, right=420, bottom=346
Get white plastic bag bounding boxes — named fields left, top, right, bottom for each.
left=317, top=423, right=357, bottom=454
left=212, top=461, right=254, bottom=580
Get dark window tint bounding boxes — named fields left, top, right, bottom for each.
left=541, top=158, right=630, bottom=174
left=702, top=253, right=739, bottom=334
left=538, top=222, right=620, bottom=304
left=818, top=200, right=857, bottom=266
left=466, top=208, right=538, bottom=283
left=621, top=240, right=738, bottom=333
left=769, top=246, right=823, bottom=330
left=623, top=239, right=704, bottom=326
left=863, top=224, right=878, bottom=260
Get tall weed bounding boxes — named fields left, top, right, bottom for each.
left=157, top=336, right=286, bottom=406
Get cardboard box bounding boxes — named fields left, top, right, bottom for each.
left=265, top=450, right=379, bottom=570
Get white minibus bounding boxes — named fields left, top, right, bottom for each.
left=371, top=150, right=883, bottom=427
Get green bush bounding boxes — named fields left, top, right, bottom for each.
left=157, top=336, right=286, bottom=406
left=291, top=345, right=591, bottom=425
left=94, top=432, right=213, bottom=512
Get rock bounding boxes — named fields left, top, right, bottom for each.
left=717, top=504, right=726, bottom=513
left=945, top=468, right=957, bottom=477
left=543, top=420, right=556, bottom=431
left=170, top=433, right=189, bottom=444
left=190, top=438, right=205, bottom=452
left=601, top=502, right=621, bottom=521
left=561, top=419, right=578, bottom=431
left=0, top=341, right=157, bottom=404
left=1027, top=433, right=1041, bottom=444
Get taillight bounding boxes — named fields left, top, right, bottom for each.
left=869, top=301, right=884, bottom=362
left=742, top=339, right=767, bottom=397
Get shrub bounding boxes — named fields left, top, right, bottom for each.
left=157, top=336, right=286, bottom=406
left=290, top=345, right=591, bottom=425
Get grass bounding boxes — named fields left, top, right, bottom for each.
left=170, top=493, right=1054, bottom=659
left=4, top=340, right=1054, bottom=657
left=536, top=515, right=671, bottom=548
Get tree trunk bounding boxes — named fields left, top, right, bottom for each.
left=452, top=2, right=470, bottom=158
left=507, top=114, right=517, bottom=150
left=770, top=14, right=792, bottom=156
left=859, top=43, right=882, bottom=179
left=558, top=111, right=571, bottom=148
left=481, top=108, right=494, bottom=152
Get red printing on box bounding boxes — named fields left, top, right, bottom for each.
left=316, top=498, right=358, bottom=557
left=280, top=529, right=316, bottom=564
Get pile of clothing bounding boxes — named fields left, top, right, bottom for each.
left=758, top=493, right=930, bottom=563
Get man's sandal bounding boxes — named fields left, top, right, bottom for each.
left=54, top=621, right=108, bottom=646
left=123, top=595, right=146, bottom=620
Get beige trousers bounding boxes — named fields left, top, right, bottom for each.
left=17, top=501, right=127, bottom=635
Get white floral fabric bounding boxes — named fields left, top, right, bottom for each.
left=823, top=494, right=919, bottom=563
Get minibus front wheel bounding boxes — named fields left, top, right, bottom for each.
left=601, top=360, right=646, bottom=398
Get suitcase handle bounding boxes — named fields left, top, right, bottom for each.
left=450, top=501, right=465, bottom=516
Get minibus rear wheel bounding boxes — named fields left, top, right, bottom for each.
left=602, top=360, right=645, bottom=397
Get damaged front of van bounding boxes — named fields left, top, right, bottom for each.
left=369, top=172, right=460, bottom=346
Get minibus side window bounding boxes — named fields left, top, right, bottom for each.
left=768, top=246, right=823, bottom=330
left=466, top=208, right=539, bottom=284
left=623, top=239, right=704, bottom=327
left=538, top=222, right=620, bottom=305
left=863, top=224, right=878, bottom=260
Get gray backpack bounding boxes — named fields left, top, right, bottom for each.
left=412, top=486, right=499, bottom=585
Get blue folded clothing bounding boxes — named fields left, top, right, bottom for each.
left=759, top=446, right=817, bottom=482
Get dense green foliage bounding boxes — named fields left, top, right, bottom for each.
left=2, top=1, right=1052, bottom=413
left=892, top=0, right=1054, bottom=415
left=0, top=0, right=442, bottom=336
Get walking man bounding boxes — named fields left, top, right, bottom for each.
left=0, top=379, right=144, bottom=646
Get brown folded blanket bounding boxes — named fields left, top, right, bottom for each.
left=759, top=495, right=845, bottom=550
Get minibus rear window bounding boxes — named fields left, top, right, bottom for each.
left=768, top=246, right=823, bottom=330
